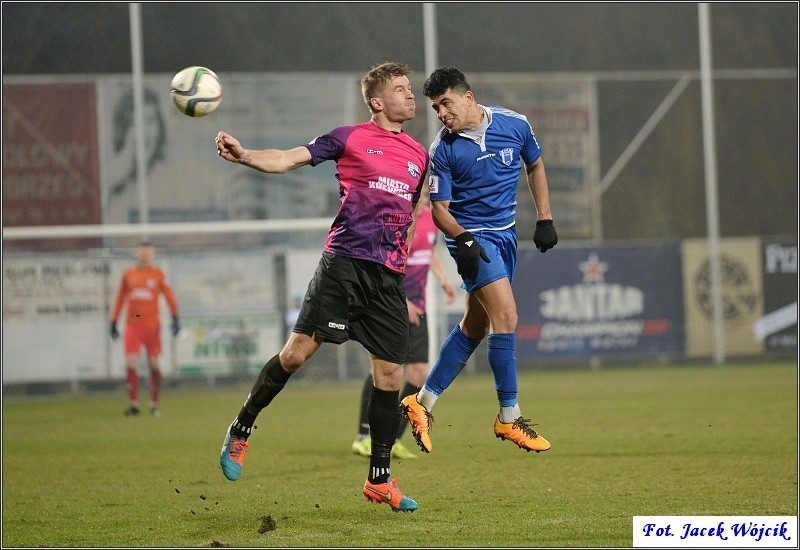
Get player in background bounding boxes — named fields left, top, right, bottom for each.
left=351, top=200, right=457, bottom=460
left=215, top=62, right=429, bottom=512
left=110, top=241, right=180, bottom=417
left=401, top=66, right=559, bottom=454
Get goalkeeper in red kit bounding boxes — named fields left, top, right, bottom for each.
left=110, top=241, right=180, bottom=417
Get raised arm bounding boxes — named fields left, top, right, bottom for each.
left=215, top=131, right=312, bottom=174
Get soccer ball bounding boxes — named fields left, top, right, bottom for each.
left=170, top=66, right=222, bottom=117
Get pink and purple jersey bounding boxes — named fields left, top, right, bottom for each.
left=305, top=121, right=428, bottom=273
left=404, top=205, right=439, bottom=311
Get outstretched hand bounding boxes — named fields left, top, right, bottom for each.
left=215, top=131, right=245, bottom=163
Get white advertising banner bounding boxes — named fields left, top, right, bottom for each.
left=167, top=250, right=277, bottom=316
left=3, top=256, right=113, bottom=382
left=96, top=72, right=355, bottom=246
left=175, top=313, right=282, bottom=377
left=3, top=257, right=109, bottom=321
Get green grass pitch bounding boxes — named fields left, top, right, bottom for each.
left=2, top=361, right=796, bottom=547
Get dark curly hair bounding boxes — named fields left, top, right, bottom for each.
left=422, top=66, right=471, bottom=98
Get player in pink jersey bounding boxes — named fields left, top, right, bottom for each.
left=215, top=62, right=428, bottom=512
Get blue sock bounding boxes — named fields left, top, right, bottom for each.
left=424, top=325, right=481, bottom=395
left=487, top=333, right=517, bottom=407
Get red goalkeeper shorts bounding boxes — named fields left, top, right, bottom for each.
left=123, top=324, right=162, bottom=356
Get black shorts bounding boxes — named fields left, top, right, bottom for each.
left=293, top=252, right=409, bottom=364
left=405, top=313, right=429, bottom=364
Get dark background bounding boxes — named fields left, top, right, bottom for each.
left=3, top=2, right=797, bottom=241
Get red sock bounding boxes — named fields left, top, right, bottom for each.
left=126, top=368, right=139, bottom=402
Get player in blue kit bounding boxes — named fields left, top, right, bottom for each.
left=215, top=62, right=428, bottom=512
left=401, top=66, right=558, bottom=454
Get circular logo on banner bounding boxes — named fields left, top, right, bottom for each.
left=693, top=254, right=759, bottom=325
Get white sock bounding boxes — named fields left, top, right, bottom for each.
left=416, top=387, right=439, bottom=411
left=499, top=404, right=521, bottom=423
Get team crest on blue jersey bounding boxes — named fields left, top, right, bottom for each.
left=407, top=161, right=421, bottom=179
left=499, top=148, right=514, bottom=166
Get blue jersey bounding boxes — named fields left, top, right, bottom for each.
left=428, top=105, right=541, bottom=231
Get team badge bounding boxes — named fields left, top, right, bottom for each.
left=500, top=148, right=514, bottom=166
left=407, top=161, right=421, bottom=179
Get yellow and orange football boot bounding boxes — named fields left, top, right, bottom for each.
left=493, top=416, right=551, bottom=453
left=399, top=394, right=433, bottom=453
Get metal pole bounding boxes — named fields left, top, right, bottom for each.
left=423, top=2, right=445, bottom=364
left=698, top=3, right=725, bottom=364
left=129, top=3, right=149, bottom=232
left=423, top=3, right=439, bottom=145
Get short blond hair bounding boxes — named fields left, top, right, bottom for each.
left=361, top=62, right=413, bottom=112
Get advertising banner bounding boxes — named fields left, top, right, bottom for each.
left=96, top=73, right=352, bottom=247
left=3, top=257, right=110, bottom=322
left=756, top=237, right=797, bottom=353
left=166, top=250, right=277, bottom=316
left=2, top=256, right=112, bottom=382
left=165, top=251, right=279, bottom=377
left=514, top=244, right=683, bottom=360
left=175, top=313, right=282, bottom=377
left=682, top=238, right=764, bottom=358
left=2, top=82, right=101, bottom=251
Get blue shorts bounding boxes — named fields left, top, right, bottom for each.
left=444, top=226, right=517, bottom=293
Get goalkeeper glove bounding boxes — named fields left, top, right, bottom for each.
left=533, top=220, right=558, bottom=253
left=171, top=316, right=181, bottom=336
left=455, top=231, right=490, bottom=281
left=110, top=321, right=119, bottom=340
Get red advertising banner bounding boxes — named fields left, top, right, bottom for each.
left=2, top=82, right=101, bottom=250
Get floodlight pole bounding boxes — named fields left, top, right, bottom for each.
left=699, top=3, right=725, bottom=364
left=423, top=3, right=445, bottom=362
left=129, top=3, right=149, bottom=234
left=423, top=3, right=439, bottom=145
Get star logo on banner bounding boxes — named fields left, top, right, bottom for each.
left=579, top=252, right=608, bottom=283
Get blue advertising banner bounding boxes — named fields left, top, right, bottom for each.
left=513, top=243, right=684, bottom=360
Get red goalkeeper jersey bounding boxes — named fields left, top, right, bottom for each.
left=111, top=265, right=178, bottom=327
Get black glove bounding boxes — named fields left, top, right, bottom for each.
left=455, top=231, right=490, bottom=280
left=534, top=220, right=558, bottom=253
left=171, top=316, right=181, bottom=336
left=110, top=321, right=119, bottom=340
